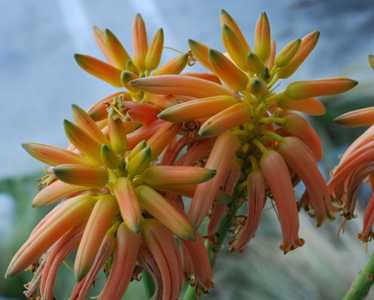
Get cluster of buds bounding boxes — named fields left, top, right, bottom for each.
left=7, top=11, right=358, bottom=299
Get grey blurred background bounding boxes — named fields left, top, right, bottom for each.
left=1, top=0, right=374, bottom=299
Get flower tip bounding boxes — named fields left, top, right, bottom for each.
left=63, top=119, right=74, bottom=136
left=52, top=166, right=67, bottom=179
left=104, top=28, right=112, bottom=36
left=333, top=114, right=350, bottom=125
left=207, top=169, right=217, bottom=180
left=220, top=8, right=228, bottom=15
left=74, top=53, right=85, bottom=65
left=208, top=48, right=220, bottom=61
left=188, top=39, right=198, bottom=48
left=21, top=143, right=31, bottom=152
left=131, top=223, right=141, bottom=233
left=135, top=12, right=143, bottom=19
left=260, top=11, right=268, bottom=18
left=63, top=118, right=72, bottom=128
left=4, top=265, right=15, bottom=278
left=71, top=104, right=84, bottom=116
left=157, top=110, right=168, bottom=120
left=198, top=127, right=213, bottom=137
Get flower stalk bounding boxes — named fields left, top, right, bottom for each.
left=343, top=252, right=374, bottom=300
left=183, top=181, right=245, bottom=299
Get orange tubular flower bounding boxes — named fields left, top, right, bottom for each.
left=188, top=131, right=239, bottom=228
left=131, top=10, right=356, bottom=250
left=260, top=150, right=304, bottom=253
left=230, top=169, right=265, bottom=252
left=182, top=232, right=214, bottom=290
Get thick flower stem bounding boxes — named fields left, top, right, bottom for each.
left=182, top=185, right=244, bottom=300
left=142, top=271, right=155, bottom=298
left=182, top=285, right=197, bottom=300
left=343, top=252, right=374, bottom=300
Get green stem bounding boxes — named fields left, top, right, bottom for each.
left=182, top=285, right=197, bottom=300
left=343, top=252, right=374, bottom=300
left=182, top=185, right=245, bottom=300
left=142, top=271, right=155, bottom=299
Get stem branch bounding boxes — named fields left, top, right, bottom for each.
left=343, top=252, right=374, bottom=300
left=182, top=185, right=244, bottom=299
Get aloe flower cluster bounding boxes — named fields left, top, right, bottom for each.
left=6, top=11, right=359, bottom=300
left=328, top=55, right=374, bottom=243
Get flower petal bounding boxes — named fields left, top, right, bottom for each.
left=153, top=53, right=189, bottom=75
left=282, top=112, right=323, bottom=161
left=32, top=180, right=87, bottom=207
left=199, top=102, right=250, bottom=137
left=141, top=165, right=215, bottom=186
left=231, top=170, right=265, bottom=252
left=64, top=119, right=101, bottom=162
left=278, top=137, right=335, bottom=225
left=254, top=12, right=271, bottom=62
left=74, top=54, right=122, bottom=87
left=72, top=104, right=107, bottom=144
left=132, top=14, right=148, bottom=71
left=278, top=31, right=319, bottom=78
left=220, top=9, right=250, bottom=52
left=335, top=107, right=374, bottom=127
left=108, top=116, right=128, bottom=154
left=189, top=131, right=239, bottom=227
left=285, top=97, right=326, bottom=116
left=130, top=75, right=233, bottom=98
left=145, top=28, right=164, bottom=70
left=208, top=49, right=248, bottom=91
left=285, top=78, right=357, bottom=99
left=183, top=232, right=213, bottom=290
left=147, top=122, right=179, bottom=159
left=221, top=25, right=249, bottom=71
left=143, top=220, right=183, bottom=300
left=260, top=150, right=304, bottom=253
left=53, top=164, right=108, bottom=187
left=104, top=28, right=130, bottom=70
left=74, top=195, right=117, bottom=281
left=136, top=185, right=194, bottom=240
left=159, top=95, right=238, bottom=123
left=189, top=39, right=214, bottom=71
left=113, top=178, right=142, bottom=233
left=22, top=143, right=87, bottom=166
left=275, top=38, right=301, bottom=68
left=6, top=195, right=94, bottom=277
left=99, top=223, right=141, bottom=300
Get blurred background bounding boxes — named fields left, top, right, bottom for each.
left=1, top=0, right=374, bottom=299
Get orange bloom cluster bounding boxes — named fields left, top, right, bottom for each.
left=131, top=10, right=356, bottom=253
left=330, top=55, right=374, bottom=242
left=7, top=11, right=358, bottom=299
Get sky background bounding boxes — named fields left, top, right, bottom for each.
left=1, top=0, right=374, bottom=178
